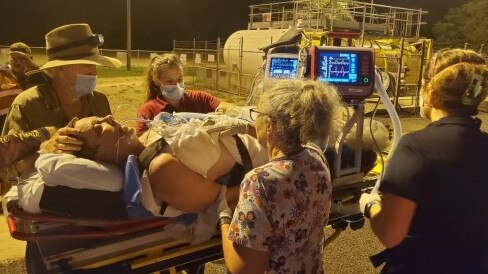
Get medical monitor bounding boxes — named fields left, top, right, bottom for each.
left=263, top=51, right=305, bottom=89
left=317, top=52, right=359, bottom=84
left=311, top=46, right=375, bottom=100
left=268, top=56, right=299, bottom=79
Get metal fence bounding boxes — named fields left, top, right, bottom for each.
left=0, top=42, right=257, bottom=97
left=248, top=0, right=428, bottom=38
left=2, top=38, right=484, bottom=109
left=172, top=38, right=260, bottom=97
left=0, top=45, right=173, bottom=68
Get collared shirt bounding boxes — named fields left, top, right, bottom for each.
left=379, top=116, right=488, bottom=266
left=135, top=90, right=221, bottom=134
left=2, top=83, right=111, bottom=135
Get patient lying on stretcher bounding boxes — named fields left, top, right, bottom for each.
left=15, top=109, right=389, bottom=220
left=17, top=114, right=268, bottom=224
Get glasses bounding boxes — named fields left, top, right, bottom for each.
left=249, top=108, right=266, bottom=121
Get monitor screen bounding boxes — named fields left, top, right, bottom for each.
left=317, top=52, right=358, bottom=84
left=268, top=57, right=298, bottom=79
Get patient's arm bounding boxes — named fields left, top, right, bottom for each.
left=148, top=153, right=221, bottom=213
left=148, top=142, right=237, bottom=213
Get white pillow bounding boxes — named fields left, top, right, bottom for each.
left=36, top=153, right=123, bottom=192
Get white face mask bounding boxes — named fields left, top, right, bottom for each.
left=73, top=74, right=97, bottom=96
left=161, top=82, right=185, bottom=102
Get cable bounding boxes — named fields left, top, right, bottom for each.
left=371, top=68, right=403, bottom=193
left=369, top=97, right=386, bottom=180
left=246, top=65, right=265, bottom=106
left=112, top=104, right=140, bottom=120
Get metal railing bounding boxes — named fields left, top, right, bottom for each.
left=172, top=38, right=258, bottom=96
left=248, top=0, right=427, bottom=38
left=0, top=46, right=172, bottom=68
left=1, top=36, right=439, bottom=104
left=0, top=43, right=255, bottom=97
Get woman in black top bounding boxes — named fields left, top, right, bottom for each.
left=360, top=48, right=488, bottom=273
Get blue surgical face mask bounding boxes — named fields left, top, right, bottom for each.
left=73, top=74, right=97, bottom=96
left=161, top=82, right=185, bottom=102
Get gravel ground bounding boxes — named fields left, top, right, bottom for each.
left=0, top=259, right=25, bottom=274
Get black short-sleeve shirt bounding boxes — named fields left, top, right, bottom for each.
left=379, top=116, right=488, bottom=264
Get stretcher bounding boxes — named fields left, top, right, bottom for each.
left=3, top=100, right=381, bottom=273
left=4, top=174, right=375, bottom=274
left=4, top=201, right=369, bottom=274
left=5, top=197, right=222, bottom=274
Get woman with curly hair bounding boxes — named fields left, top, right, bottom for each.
left=218, top=79, right=342, bottom=273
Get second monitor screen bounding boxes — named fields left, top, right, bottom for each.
left=269, top=57, right=298, bottom=79
left=317, top=52, right=358, bottom=84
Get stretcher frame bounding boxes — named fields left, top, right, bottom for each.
left=6, top=199, right=223, bottom=273
left=6, top=198, right=368, bottom=274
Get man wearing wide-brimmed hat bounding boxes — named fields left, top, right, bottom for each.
left=2, top=23, right=121, bottom=138
left=0, top=24, right=122, bottom=218
left=1, top=24, right=122, bottom=271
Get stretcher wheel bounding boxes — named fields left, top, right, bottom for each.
left=349, top=217, right=365, bottom=231
left=331, top=219, right=348, bottom=230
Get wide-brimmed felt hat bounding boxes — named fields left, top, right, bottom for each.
left=37, top=23, right=122, bottom=71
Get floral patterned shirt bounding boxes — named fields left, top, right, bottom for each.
left=228, top=143, right=332, bottom=274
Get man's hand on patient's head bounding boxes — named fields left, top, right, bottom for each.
left=41, top=127, right=84, bottom=154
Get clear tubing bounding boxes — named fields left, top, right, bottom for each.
left=372, top=69, right=402, bottom=193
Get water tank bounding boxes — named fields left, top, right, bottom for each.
left=223, top=29, right=288, bottom=75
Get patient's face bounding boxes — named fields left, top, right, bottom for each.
left=74, top=116, right=141, bottom=164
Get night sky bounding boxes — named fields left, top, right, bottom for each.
left=0, top=0, right=466, bottom=51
